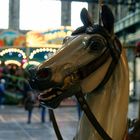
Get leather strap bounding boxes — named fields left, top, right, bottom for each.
left=49, top=109, right=63, bottom=140
left=75, top=91, right=112, bottom=140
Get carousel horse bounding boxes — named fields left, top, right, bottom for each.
left=28, top=5, right=130, bottom=140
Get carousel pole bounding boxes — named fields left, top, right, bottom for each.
left=136, top=42, right=140, bottom=118
left=99, top=0, right=103, bottom=25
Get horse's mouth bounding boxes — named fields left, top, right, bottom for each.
left=38, top=87, right=63, bottom=101
left=38, top=80, right=81, bottom=109
left=38, top=87, right=64, bottom=109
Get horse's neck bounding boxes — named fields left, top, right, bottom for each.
left=77, top=50, right=129, bottom=140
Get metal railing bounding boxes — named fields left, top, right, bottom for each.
left=115, top=10, right=140, bottom=33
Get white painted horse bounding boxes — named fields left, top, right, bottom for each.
left=28, top=5, right=129, bottom=140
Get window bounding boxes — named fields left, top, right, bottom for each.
left=0, top=0, right=9, bottom=29
left=20, top=0, right=61, bottom=30
left=71, top=1, right=88, bottom=29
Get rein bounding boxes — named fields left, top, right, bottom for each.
left=50, top=35, right=122, bottom=140
left=75, top=90, right=112, bottom=140
left=49, top=109, right=63, bottom=140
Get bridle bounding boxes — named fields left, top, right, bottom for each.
left=49, top=25, right=122, bottom=140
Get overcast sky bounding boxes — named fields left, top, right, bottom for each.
left=0, top=0, right=88, bottom=30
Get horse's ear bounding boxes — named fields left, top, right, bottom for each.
left=80, top=8, right=92, bottom=27
left=101, top=5, right=114, bottom=34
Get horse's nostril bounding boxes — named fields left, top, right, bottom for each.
left=27, top=67, right=52, bottom=90
left=36, top=68, right=52, bottom=80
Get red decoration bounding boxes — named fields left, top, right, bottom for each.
left=21, top=59, right=27, bottom=64
left=0, top=39, right=5, bottom=47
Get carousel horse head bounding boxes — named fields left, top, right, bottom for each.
left=28, top=5, right=129, bottom=140
left=28, top=5, right=123, bottom=108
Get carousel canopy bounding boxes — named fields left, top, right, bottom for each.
left=26, top=26, right=73, bottom=48
left=0, top=30, right=26, bottom=47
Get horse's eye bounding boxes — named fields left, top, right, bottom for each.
left=88, top=41, right=103, bottom=52
left=63, top=36, right=70, bottom=44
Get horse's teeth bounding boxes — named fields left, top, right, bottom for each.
left=57, top=91, right=62, bottom=95
left=39, top=88, right=61, bottom=101
left=39, top=94, right=56, bottom=101
left=48, top=88, right=52, bottom=92
left=40, top=88, right=52, bottom=96
left=46, top=94, right=56, bottom=100
left=40, top=92, right=46, bottom=96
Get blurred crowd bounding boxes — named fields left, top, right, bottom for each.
left=0, top=61, right=32, bottom=100
left=0, top=61, right=48, bottom=124
left=0, top=61, right=37, bottom=104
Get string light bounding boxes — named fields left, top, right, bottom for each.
left=5, top=60, right=21, bottom=66
left=0, top=48, right=26, bottom=58
left=29, top=48, right=56, bottom=59
left=22, top=61, right=40, bottom=69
